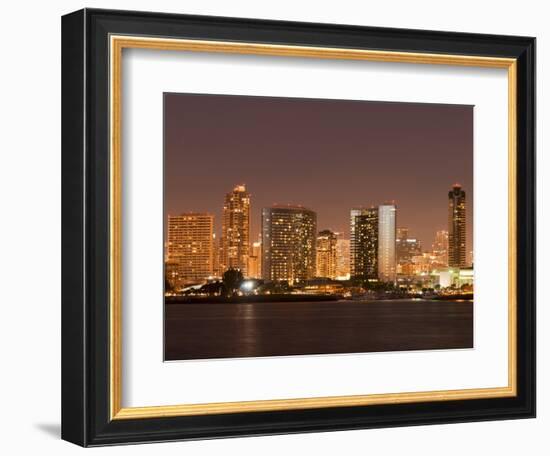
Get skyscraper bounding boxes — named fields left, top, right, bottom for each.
left=350, top=208, right=378, bottom=280
left=378, top=204, right=397, bottom=282
left=262, top=205, right=317, bottom=284
left=221, top=184, right=250, bottom=275
left=432, top=230, right=449, bottom=267
left=335, top=234, right=350, bottom=280
left=448, top=184, right=467, bottom=268
left=316, top=230, right=337, bottom=279
left=212, top=233, right=220, bottom=277
left=247, top=239, right=262, bottom=279
left=396, top=227, right=422, bottom=266
left=167, top=213, right=215, bottom=284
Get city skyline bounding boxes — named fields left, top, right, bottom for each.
left=165, top=93, right=473, bottom=252
left=166, top=182, right=467, bottom=286
left=163, top=92, right=475, bottom=362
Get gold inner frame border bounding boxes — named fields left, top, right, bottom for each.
left=109, top=35, right=517, bottom=420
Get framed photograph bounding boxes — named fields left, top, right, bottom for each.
left=62, top=8, right=535, bottom=446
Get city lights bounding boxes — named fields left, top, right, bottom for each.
left=240, top=280, right=256, bottom=292
left=166, top=183, right=472, bottom=300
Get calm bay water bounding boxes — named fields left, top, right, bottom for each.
left=164, top=299, right=473, bottom=361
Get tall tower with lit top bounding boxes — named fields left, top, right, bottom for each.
left=448, top=184, right=466, bottom=268
left=221, top=184, right=251, bottom=275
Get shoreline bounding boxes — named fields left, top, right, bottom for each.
left=165, top=294, right=474, bottom=305
left=165, top=294, right=342, bottom=304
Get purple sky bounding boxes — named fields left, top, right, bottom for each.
left=164, top=93, right=473, bottom=253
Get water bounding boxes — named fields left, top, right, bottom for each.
left=164, top=299, right=473, bottom=361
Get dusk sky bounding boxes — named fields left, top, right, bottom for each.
left=164, top=93, right=473, bottom=253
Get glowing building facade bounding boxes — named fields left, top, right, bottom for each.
left=316, top=230, right=337, bottom=279
left=261, top=206, right=317, bottom=283
left=167, top=213, right=214, bottom=284
left=247, top=239, right=262, bottom=279
left=378, top=204, right=397, bottom=282
left=396, top=227, right=422, bottom=267
left=221, top=184, right=250, bottom=275
left=335, top=234, right=350, bottom=280
left=432, top=229, right=449, bottom=267
left=350, top=208, right=378, bottom=279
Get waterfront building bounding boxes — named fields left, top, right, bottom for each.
left=459, top=268, right=474, bottom=288
left=432, top=229, right=449, bottom=267
left=448, top=184, right=467, bottom=268
left=221, top=184, right=251, bottom=275
left=350, top=207, right=378, bottom=280
left=411, top=253, right=435, bottom=275
left=165, top=260, right=180, bottom=291
left=167, top=213, right=215, bottom=284
left=335, top=234, right=350, bottom=280
left=396, top=227, right=422, bottom=266
left=437, top=267, right=474, bottom=289
left=212, top=233, right=220, bottom=277
left=316, top=230, right=338, bottom=279
left=247, top=239, right=262, bottom=279
left=399, top=262, right=416, bottom=276
left=262, top=205, right=317, bottom=284
left=298, top=278, right=345, bottom=295
left=378, top=204, right=397, bottom=282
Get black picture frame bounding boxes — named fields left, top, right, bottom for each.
left=62, top=8, right=535, bottom=447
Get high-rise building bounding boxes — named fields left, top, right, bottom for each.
left=378, top=204, right=397, bottom=282
left=167, top=213, right=214, bottom=284
left=262, top=205, right=317, bottom=284
left=316, top=230, right=337, bottom=279
left=432, top=230, right=449, bottom=267
left=335, top=233, right=350, bottom=280
left=396, top=227, right=422, bottom=266
left=212, top=233, right=220, bottom=277
left=221, top=184, right=250, bottom=275
left=247, top=239, right=262, bottom=279
left=350, top=208, right=378, bottom=280
left=448, top=184, right=467, bottom=268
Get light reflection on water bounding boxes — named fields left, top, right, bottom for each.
left=165, top=299, right=473, bottom=361
left=237, top=304, right=259, bottom=356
